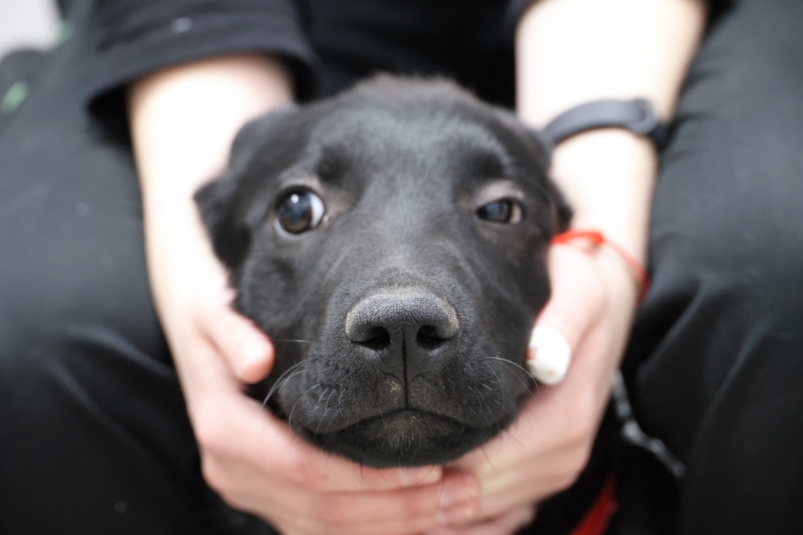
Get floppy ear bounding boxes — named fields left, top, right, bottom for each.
left=194, top=105, right=298, bottom=272
left=545, top=178, right=573, bottom=234
left=492, top=108, right=573, bottom=234
left=194, top=173, right=249, bottom=272
left=516, top=124, right=573, bottom=234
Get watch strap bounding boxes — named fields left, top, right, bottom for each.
left=542, top=98, right=669, bottom=151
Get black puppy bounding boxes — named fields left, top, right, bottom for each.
left=196, top=76, right=570, bottom=468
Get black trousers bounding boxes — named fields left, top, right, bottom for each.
left=1, top=0, right=802, bottom=533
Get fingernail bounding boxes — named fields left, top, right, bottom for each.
left=437, top=503, right=478, bottom=525
left=396, top=467, right=442, bottom=487
left=527, top=325, right=571, bottom=385
left=439, top=478, right=479, bottom=508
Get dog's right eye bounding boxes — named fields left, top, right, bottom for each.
left=275, top=190, right=325, bottom=235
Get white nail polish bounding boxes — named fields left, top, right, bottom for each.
left=527, top=325, right=571, bottom=385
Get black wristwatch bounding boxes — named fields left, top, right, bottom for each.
left=541, top=98, right=669, bottom=153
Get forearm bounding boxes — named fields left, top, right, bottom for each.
left=128, top=54, right=292, bottom=381
left=516, top=0, right=706, bottom=260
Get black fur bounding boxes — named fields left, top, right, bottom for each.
left=196, top=76, right=570, bottom=467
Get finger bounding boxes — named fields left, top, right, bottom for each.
left=471, top=439, right=589, bottom=498
left=477, top=473, right=575, bottom=519
left=465, top=505, right=535, bottom=535
left=527, top=246, right=605, bottom=384
left=196, top=286, right=275, bottom=383
left=237, top=483, right=449, bottom=535
left=528, top=325, right=572, bottom=385
left=278, top=496, right=448, bottom=535
left=268, top=473, right=480, bottom=535
left=259, top=471, right=477, bottom=533
left=287, top=433, right=446, bottom=492
left=313, top=472, right=477, bottom=526
left=204, top=397, right=444, bottom=492
left=455, top=389, right=589, bottom=475
left=294, top=511, right=446, bottom=535
left=297, top=471, right=479, bottom=534
left=427, top=504, right=535, bottom=535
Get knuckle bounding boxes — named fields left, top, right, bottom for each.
left=567, top=398, right=599, bottom=443
left=200, top=456, right=230, bottom=497
left=315, top=498, right=351, bottom=526
left=554, top=470, right=581, bottom=493
left=400, top=493, right=428, bottom=519
left=555, top=445, right=593, bottom=492
left=283, top=452, right=318, bottom=490
left=573, top=441, right=593, bottom=471
left=193, top=412, right=228, bottom=454
left=291, top=512, right=327, bottom=535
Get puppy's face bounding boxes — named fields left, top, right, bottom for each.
left=197, top=78, right=569, bottom=467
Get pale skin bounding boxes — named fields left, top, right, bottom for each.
left=129, top=1, right=705, bottom=534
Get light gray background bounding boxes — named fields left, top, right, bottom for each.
left=0, top=0, right=59, bottom=59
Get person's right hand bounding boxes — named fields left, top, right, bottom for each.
left=173, top=267, right=482, bottom=535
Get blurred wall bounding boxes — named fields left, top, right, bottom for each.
left=0, top=0, right=60, bottom=59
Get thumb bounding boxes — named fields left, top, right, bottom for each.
left=197, top=285, right=275, bottom=383
left=527, top=246, right=605, bottom=385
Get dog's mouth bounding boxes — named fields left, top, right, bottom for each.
left=296, top=409, right=510, bottom=467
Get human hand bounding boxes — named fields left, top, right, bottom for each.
left=172, top=266, right=489, bottom=535
left=428, top=242, right=640, bottom=534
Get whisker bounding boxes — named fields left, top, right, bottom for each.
left=288, top=383, right=320, bottom=427
left=262, top=359, right=310, bottom=408
left=325, top=390, right=346, bottom=434
left=483, top=356, right=534, bottom=394
left=479, top=444, right=496, bottom=472
left=314, top=388, right=331, bottom=438
left=466, top=384, right=492, bottom=428
left=483, top=356, right=533, bottom=379
left=483, top=361, right=511, bottom=414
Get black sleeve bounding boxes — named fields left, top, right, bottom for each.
left=504, top=0, right=736, bottom=42
left=86, top=0, right=316, bottom=111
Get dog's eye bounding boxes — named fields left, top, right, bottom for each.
left=476, top=200, right=523, bottom=224
left=276, top=190, right=325, bottom=234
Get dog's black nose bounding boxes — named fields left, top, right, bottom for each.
left=345, top=290, right=459, bottom=383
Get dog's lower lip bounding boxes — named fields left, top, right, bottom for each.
left=298, top=407, right=505, bottom=467
left=308, top=409, right=465, bottom=436
left=368, top=409, right=461, bottom=435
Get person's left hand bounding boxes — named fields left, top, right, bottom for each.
left=427, top=242, right=640, bottom=535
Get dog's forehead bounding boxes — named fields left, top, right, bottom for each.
left=304, top=95, right=516, bottom=176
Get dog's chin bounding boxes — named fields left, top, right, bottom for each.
left=295, top=409, right=513, bottom=467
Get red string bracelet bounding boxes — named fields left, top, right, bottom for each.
left=551, top=230, right=650, bottom=302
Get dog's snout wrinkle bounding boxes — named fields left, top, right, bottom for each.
left=345, top=289, right=459, bottom=385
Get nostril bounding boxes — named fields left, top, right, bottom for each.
left=416, top=325, right=450, bottom=350
left=356, top=326, right=391, bottom=350
left=345, top=290, right=459, bottom=355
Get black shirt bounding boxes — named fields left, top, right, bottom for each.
left=85, top=0, right=521, bottom=110
left=83, top=0, right=731, bottom=112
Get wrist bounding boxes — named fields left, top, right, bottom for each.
left=550, top=129, right=656, bottom=262
left=129, top=53, right=293, bottom=336
left=552, top=230, right=648, bottom=304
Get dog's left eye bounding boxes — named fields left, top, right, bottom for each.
left=275, top=190, right=325, bottom=235
left=476, top=200, right=523, bottom=224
